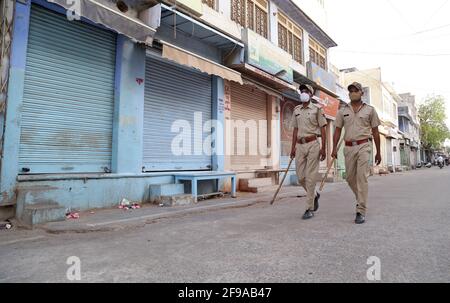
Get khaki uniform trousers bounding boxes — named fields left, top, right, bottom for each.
left=343, top=142, right=371, bottom=215
left=295, top=140, right=320, bottom=211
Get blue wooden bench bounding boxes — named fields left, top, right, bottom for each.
left=173, top=171, right=237, bottom=203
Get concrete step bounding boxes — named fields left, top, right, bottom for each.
left=22, top=204, right=66, bottom=227
left=239, top=177, right=273, bottom=191
left=160, top=194, right=194, bottom=207
left=246, top=185, right=280, bottom=193
left=149, top=183, right=185, bottom=203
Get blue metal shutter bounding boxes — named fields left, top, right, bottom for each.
left=143, top=57, right=212, bottom=171
left=19, top=5, right=116, bottom=173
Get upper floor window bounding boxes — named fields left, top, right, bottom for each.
left=278, top=11, right=303, bottom=64
left=202, top=0, right=216, bottom=10
left=309, top=38, right=327, bottom=70
left=231, top=0, right=268, bottom=38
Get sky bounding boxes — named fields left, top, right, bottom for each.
left=325, top=0, right=450, bottom=146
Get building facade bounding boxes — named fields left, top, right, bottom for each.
left=1, top=0, right=242, bottom=223
left=398, top=93, right=421, bottom=168
left=0, top=0, right=337, bottom=223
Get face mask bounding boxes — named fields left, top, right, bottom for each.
left=349, top=92, right=361, bottom=102
left=300, top=92, right=310, bottom=103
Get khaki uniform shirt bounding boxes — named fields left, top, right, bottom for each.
left=335, top=103, right=381, bottom=141
left=290, top=103, right=328, bottom=139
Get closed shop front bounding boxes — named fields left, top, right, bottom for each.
left=280, top=97, right=300, bottom=168
left=19, top=4, right=116, bottom=174
left=230, top=82, right=269, bottom=170
left=143, top=56, right=212, bottom=171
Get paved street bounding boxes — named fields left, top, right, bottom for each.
left=1, top=167, right=449, bottom=283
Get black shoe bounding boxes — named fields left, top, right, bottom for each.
left=314, top=192, right=320, bottom=211
left=302, top=209, right=314, bottom=220
left=355, top=212, right=365, bottom=224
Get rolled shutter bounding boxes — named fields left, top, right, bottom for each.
left=143, top=57, right=212, bottom=171
left=230, top=82, right=269, bottom=170
left=19, top=5, right=116, bottom=173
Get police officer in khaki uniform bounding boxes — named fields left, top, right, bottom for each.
left=290, top=84, right=327, bottom=220
left=331, top=82, right=381, bottom=224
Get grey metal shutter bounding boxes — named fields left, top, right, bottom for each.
left=143, top=57, right=212, bottom=171
left=18, top=5, right=116, bottom=174
left=230, top=82, right=268, bottom=170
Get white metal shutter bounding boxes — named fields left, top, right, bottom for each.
left=18, top=5, right=116, bottom=174
left=386, top=138, right=393, bottom=166
left=230, top=82, right=268, bottom=170
left=280, top=98, right=300, bottom=169
left=143, top=57, right=212, bottom=171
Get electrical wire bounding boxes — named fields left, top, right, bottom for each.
left=413, top=22, right=450, bottom=35
left=422, top=0, right=449, bottom=28
left=334, top=49, right=450, bottom=57
left=385, top=0, right=417, bottom=32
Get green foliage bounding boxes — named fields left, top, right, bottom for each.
left=418, top=95, right=450, bottom=150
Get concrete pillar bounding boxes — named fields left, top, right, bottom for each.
left=268, top=1, right=278, bottom=46
left=218, top=0, right=231, bottom=19
left=223, top=80, right=233, bottom=192
left=268, top=96, right=280, bottom=169
left=303, top=32, right=310, bottom=65
left=0, top=0, right=31, bottom=204
left=212, top=76, right=225, bottom=172
left=223, top=80, right=232, bottom=172
left=111, top=36, right=146, bottom=174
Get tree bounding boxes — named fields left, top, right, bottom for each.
left=418, top=96, right=450, bottom=158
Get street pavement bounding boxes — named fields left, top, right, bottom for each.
left=0, top=166, right=449, bottom=282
